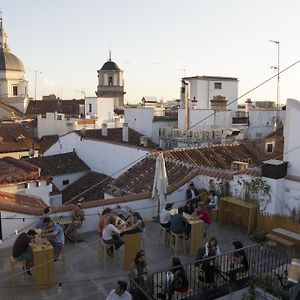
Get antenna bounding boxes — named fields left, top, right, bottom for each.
left=0, top=10, right=3, bottom=31
left=109, top=41, right=111, bottom=61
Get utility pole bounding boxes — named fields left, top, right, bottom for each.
left=270, top=40, right=280, bottom=131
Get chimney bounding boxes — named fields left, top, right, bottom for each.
left=210, top=95, right=228, bottom=111
left=122, top=122, right=128, bottom=142
left=140, top=136, right=148, bottom=147
left=245, top=98, right=253, bottom=113
left=102, top=123, right=107, bottom=136
left=180, top=80, right=190, bottom=130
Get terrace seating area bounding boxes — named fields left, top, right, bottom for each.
left=0, top=219, right=298, bottom=300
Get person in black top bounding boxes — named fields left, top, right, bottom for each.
left=158, top=257, right=189, bottom=299
left=184, top=200, right=195, bottom=215
left=12, top=230, right=36, bottom=275
left=227, top=241, right=250, bottom=283
left=186, top=183, right=199, bottom=208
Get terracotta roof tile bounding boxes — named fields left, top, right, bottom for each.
left=0, top=191, right=46, bottom=215
left=23, top=152, right=90, bottom=177
left=26, top=99, right=85, bottom=116
left=0, top=122, right=39, bottom=154
left=62, top=171, right=112, bottom=204
left=0, top=157, right=42, bottom=185
left=76, top=127, right=158, bottom=149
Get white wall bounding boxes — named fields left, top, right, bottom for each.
left=0, top=180, right=52, bottom=206
left=44, top=132, right=149, bottom=178
left=284, top=99, right=300, bottom=177
left=85, top=97, right=114, bottom=125
left=0, top=211, right=37, bottom=248
left=152, top=120, right=177, bottom=145
left=37, top=112, right=68, bottom=139
left=185, top=78, right=238, bottom=111
left=178, top=108, right=232, bottom=130
left=52, top=171, right=89, bottom=191
left=125, top=108, right=154, bottom=139
left=247, top=109, right=285, bottom=139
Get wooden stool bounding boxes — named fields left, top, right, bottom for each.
left=159, top=225, right=169, bottom=247
left=98, top=240, right=118, bottom=269
left=10, top=256, right=28, bottom=287
left=170, top=232, right=186, bottom=256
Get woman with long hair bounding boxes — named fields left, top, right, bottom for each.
left=128, top=250, right=152, bottom=298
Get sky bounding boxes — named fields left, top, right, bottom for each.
left=1, top=0, right=300, bottom=104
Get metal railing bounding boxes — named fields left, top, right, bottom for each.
left=131, top=244, right=294, bottom=300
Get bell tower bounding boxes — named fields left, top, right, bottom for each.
left=96, top=52, right=125, bottom=108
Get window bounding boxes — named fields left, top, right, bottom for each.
left=88, top=104, right=92, bottom=113
left=108, top=77, right=113, bottom=86
left=63, top=180, right=69, bottom=186
left=256, top=132, right=262, bottom=138
left=12, top=85, right=18, bottom=96
left=266, top=142, right=275, bottom=154
left=214, top=82, right=222, bottom=89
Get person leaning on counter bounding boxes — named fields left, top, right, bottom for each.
left=12, top=229, right=37, bottom=276
left=42, top=217, right=65, bottom=260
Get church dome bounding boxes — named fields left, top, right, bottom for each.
left=100, top=60, right=120, bottom=71
left=0, top=51, right=24, bottom=72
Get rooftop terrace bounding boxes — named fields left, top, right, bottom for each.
left=0, top=221, right=256, bottom=300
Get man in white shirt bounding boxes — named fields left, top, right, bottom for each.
left=106, top=280, right=132, bottom=300
left=160, top=203, right=173, bottom=229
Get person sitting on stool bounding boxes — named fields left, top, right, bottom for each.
left=160, top=203, right=173, bottom=230
left=12, top=229, right=37, bottom=276
left=102, top=216, right=124, bottom=257
left=170, top=207, right=189, bottom=239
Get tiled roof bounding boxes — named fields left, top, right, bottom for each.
left=0, top=157, right=42, bottom=185
left=38, top=135, right=59, bottom=154
left=265, top=127, right=283, bottom=138
left=26, top=99, right=85, bottom=116
left=162, top=144, right=260, bottom=169
left=237, top=136, right=284, bottom=162
left=76, top=128, right=158, bottom=149
left=0, top=190, right=46, bottom=215
left=0, top=122, right=39, bottom=154
left=62, top=171, right=112, bottom=204
left=23, top=152, right=90, bottom=177
left=106, top=142, right=274, bottom=197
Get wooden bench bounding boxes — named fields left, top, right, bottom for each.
left=266, top=233, right=295, bottom=256
left=273, top=228, right=300, bottom=250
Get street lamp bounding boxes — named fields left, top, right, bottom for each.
left=269, top=40, right=280, bottom=131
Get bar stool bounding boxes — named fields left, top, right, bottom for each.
left=98, top=240, right=118, bottom=269
left=170, top=232, right=186, bottom=256
left=159, top=225, right=169, bottom=247
left=10, top=256, right=28, bottom=287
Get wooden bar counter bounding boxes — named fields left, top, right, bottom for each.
left=218, top=197, right=257, bottom=235
left=123, top=232, right=141, bottom=270
left=32, top=239, right=55, bottom=289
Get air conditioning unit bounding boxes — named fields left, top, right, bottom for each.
left=231, top=161, right=249, bottom=171
left=204, top=130, right=213, bottom=139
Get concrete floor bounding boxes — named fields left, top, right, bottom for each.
left=0, top=221, right=253, bottom=300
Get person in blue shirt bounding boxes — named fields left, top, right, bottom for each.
left=43, top=217, right=65, bottom=260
